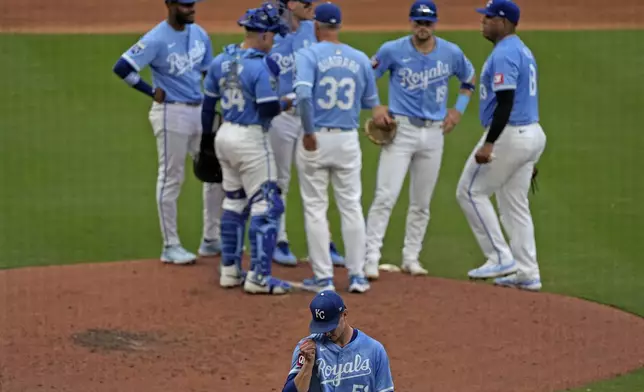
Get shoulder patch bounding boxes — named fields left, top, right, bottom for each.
left=129, top=41, right=146, bottom=55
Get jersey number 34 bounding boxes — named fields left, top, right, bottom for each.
left=317, top=76, right=356, bottom=110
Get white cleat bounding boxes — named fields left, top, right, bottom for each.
left=468, top=260, right=518, bottom=280
left=364, top=261, right=380, bottom=280
left=219, top=264, right=244, bottom=288
left=161, top=245, right=197, bottom=265
left=494, top=274, right=542, bottom=292
left=401, top=262, right=429, bottom=276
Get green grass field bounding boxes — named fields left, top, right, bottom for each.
left=1, top=31, right=642, bottom=391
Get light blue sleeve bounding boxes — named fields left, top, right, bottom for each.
left=375, top=344, right=395, bottom=392
left=121, top=35, right=160, bottom=72
left=453, top=47, right=476, bottom=84
left=371, top=43, right=393, bottom=79
left=288, top=343, right=305, bottom=376
left=201, top=35, right=214, bottom=72
left=292, top=21, right=316, bottom=54
left=255, top=62, right=280, bottom=104
left=490, top=50, right=519, bottom=92
left=362, top=55, right=381, bottom=109
left=203, top=57, right=221, bottom=98
left=293, top=49, right=315, bottom=99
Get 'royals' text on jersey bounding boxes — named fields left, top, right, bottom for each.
left=287, top=330, right=394, bottom=392
left=372, top=36, right=475, bottom=121
left=270, top=20, right=316, bottom=97
left=121, top=21, right=213, bottom=103
left=204, top=45, right=279, bottom=127
left=479, top=35, right=539, bottom=128
left=294, top=42, right=380, bottom=130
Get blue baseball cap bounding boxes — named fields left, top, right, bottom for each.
left=309, top=290, right=346, bottom=334
left=476, top=0, right=520, bottom=25
left=409, top=0, right=438, bottom=22
left=314, top=2, right=342, bottom=26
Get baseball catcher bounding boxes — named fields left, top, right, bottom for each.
left=193, top=111, right=223, bottom=183
left=364, top=117, right=397, bottom=145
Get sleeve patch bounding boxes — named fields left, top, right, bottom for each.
left=130, top=41, right=146, bottom=55
left=296, top=353, right=305, bottom=369
left=494, top=73, right=504, bottom=85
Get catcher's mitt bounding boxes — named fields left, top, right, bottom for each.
left=193, top=147, right=222, bottom=184
left=364, top=118, right=397, bottom=146
left=193, top=111, right=224, bottom=184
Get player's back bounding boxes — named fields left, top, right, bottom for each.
left=481, top=35, right=539, bottom=127
left=210, top=45, right=276, bottom=127
left=270, top=20, right=316, bottom=97
left=303, top=42, right=373, bottom=130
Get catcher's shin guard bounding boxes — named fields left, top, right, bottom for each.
left=248, top=182, right=284, bottom=276
left=220, top=209, right=249, bottom=268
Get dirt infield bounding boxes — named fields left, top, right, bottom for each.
left=2, top=258, right=644, bottom=392
left=2, top=0, right=644, bottom=33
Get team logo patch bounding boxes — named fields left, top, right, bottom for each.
left=494, top=73, right=504, bottom=85
left=130, top=41, right=146, bottom=55
left=370, top=55, right=379, bottom=69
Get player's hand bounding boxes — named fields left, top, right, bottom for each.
left=299, top=339, right=316, bottom=362
left=443, top=108, right=461, bottom=134
left=153, top=88, right=166, bottom=103
left=281, top=93, right=295, bottom=111
left=302, top=134, right=317, bottom=152
left=372, top=105, right=392, bottom=127
left=475, top=142, right=495, bottom=164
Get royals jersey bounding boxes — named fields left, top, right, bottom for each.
left=120, top=21, right=213, bottom=103
left=294, top=42, right=380, bottom=130
left=372, top=36, right=475, bottom=121
left=270, top=20, right=316, bottom=98
left=479, top=35, right=539, bottom=128
left=204, top=45, right=279, bottom=127
left=286, top=330, right=394, bottom=392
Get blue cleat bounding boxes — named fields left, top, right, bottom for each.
left=330, top=242, right=345, bottom=267
left=301, top=277, right=336, bottom=293
left=273, top=241, right=298, bottom=266
left=348, top=275, right=371, bottom=293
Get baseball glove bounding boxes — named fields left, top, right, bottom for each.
left=364, top=118, right=397, bottom=145
left=193, top=111, right=223, bottom=184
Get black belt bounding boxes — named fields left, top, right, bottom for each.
left=165, top=101, right=202, bottom=107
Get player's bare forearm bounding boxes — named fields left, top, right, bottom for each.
left=293, top=361, right=314, bottom=392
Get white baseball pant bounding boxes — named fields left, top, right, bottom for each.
left=149, top=102, right=224, bottom=247
left=365, top=117, right=444, bottom=266
left=456, top=123, right=546, bottom=280
left=268, top=110, right=301, bottom=242
left=296, top=129, right=365, bottom=279
left=215, top=122, right=277, bottom=216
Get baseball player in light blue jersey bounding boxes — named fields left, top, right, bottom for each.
left=364, top=0, right=476, bottom=280
left=282, top=290, right=395, bottom=392
left=293, top=2, right=390, bottom=294
left=112, top=0, right=225, bottom=265
left=200, top=4, right=294, bottom=294
left=456, top=0, right=546, bottom=292
left=268, top=0, right=346, bottom=267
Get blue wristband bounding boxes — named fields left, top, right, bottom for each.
left=454, top=93, right=470, bottom=114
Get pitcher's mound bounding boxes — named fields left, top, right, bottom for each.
left=1, top=258, right=643, bottom=392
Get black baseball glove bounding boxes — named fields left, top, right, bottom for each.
left=193, top=112, right=223, bottom=184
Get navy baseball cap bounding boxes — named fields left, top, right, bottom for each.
left=476, top=0, right=520, bottom=25
left=409, top=0, right=438, bottom=22
left=309, top=290, right=346, bottom=334
left=314, top=2, right=342, bottom=26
